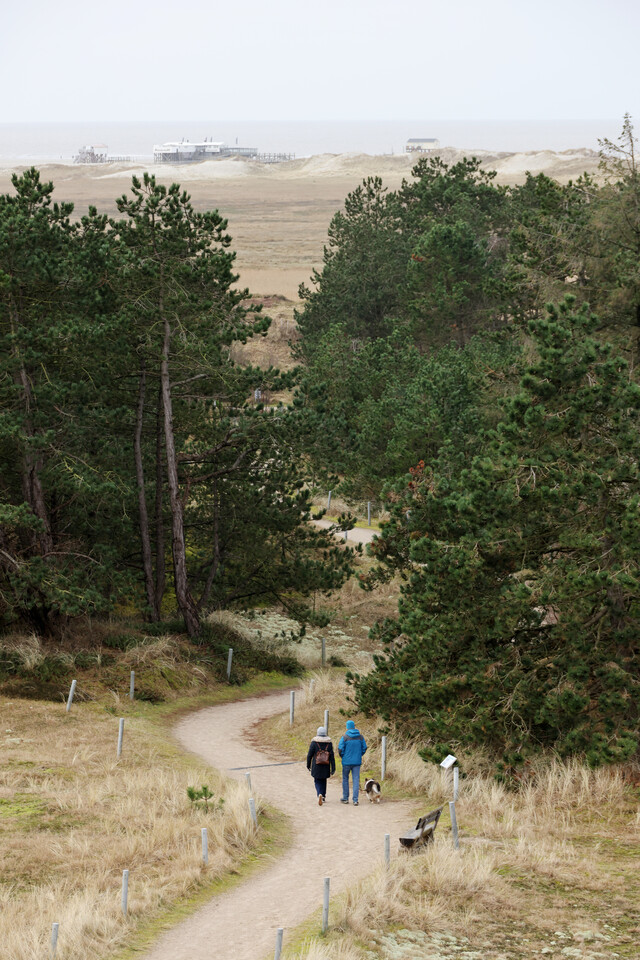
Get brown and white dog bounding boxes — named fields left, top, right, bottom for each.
left=364, top=778, right=382, bottom=803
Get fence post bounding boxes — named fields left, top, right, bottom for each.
left=227, top=648, right=233, bottom=681
left=324, top=709, right=329, bottom=735
left=449, top=800, right=460, bottom=850
left=201, top=827, right=209, bottom=865
left=309, top=679, right=316, bottom=699
left=384, top=833, right=390, bottom=867
left=249, top=797, right=258, bottom=827
left=121, top=869, right=129, bottom=916
left=343, top=528, right=348, bottom=541
left=289, top=690, right=295, bottom=726
left=367, top=501, right=371, bottom=526
left=327, top=490, right=332, bottom=512
left=274, top=927, right=284, bottom=960
left=50, top=922, right=59, bottom=959
left=321, top=636, right=326, bottom=667
left=117, top=718, right=125, bottom=758
left=245, top=771, right=252, bottom=793
left=322, top=876, right=330, bottom=933
left=453, top=766, right=459, bottom=801
left=381, top=735, right=387, bottom=781
left=65, top=679, right=77, bottom=712
left=129, top=670, right=135, bottom=701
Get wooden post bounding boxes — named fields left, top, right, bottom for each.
left=245, top=771, right=252, bottom=793
left=324, top=709, right=329, bottom=735
left=381, top=735, right=387, bottom=781
left=449, top=800, right=460, bottom=850
left=322, top=876, right=330, bottom=933
left=384, top=833, right=390, bottom=867
left=453, top=766, right=459, bottom=801
left=274, top=927, right=284, bottom=960
left=367, top=501, right=371, bottom=526
left=227, top=647, right=233, bottom=681
left=343, top=528, right=348, bottom=541
left=121, top=869, right=129, bottom=916
left=129, top=670, right=135, bottom=701
left=201, top=827, right=208, bottom=865
left=50, top=922, right=59, bottom=958
left=65, top=679, right=77, bottom=712
left=309, top=678, right=316, bottom=699
left=249, top=797, right=258, bottom=827
left=289, top=690, right=295, bottom=726
left=321, top=636, right=326, bottom=667
left=327, top=490, right=332, bottom=511
left=117, top=718, right=125, bottom=758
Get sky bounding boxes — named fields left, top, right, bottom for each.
left=1, top=0, right=638, bottom=122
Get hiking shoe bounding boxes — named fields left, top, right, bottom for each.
left=340, top=798, right=349, bottom=804
left=353, top=801, right=359, bottom=806
left=318, top=795, right=323, bottom=806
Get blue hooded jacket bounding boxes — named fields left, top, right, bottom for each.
left=338, top=720, right=367, bottom=765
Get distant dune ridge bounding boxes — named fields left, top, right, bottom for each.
left=0, top=146, right=600, bottom=185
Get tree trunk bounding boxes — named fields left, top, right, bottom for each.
left=154, top=386, right=166, bottom=614
left=134, top=359, right=159, bottom=620
left=160, top=314, right=200, bottom=638
left=199, top=478, right=221, bottom=610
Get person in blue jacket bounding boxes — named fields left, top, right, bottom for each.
left=338, top=719, right=367, bottom=805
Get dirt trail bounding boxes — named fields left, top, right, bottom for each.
left=143, top=691, right=412, bottom=960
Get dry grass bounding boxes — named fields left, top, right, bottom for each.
left=0, top=697, right=266, bottom=960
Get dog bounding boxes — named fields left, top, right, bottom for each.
left=364, top=778, right=382, bottom=803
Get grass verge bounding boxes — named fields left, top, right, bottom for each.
left=0, top=674, right=294, bottom=960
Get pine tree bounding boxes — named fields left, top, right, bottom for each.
left=353, top=297, right=640, bottom=767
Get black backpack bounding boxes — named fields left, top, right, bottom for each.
left=315, top=741, right=331, bottom=765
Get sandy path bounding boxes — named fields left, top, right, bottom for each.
left=143, top=692, right=412, bottom=960
left=311, top=518, right=378, bottom=546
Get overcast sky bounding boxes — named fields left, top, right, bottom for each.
left=1, top=0, right=637, bottom=122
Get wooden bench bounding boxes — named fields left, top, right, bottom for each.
left=399, top=807, right=442, bottom=851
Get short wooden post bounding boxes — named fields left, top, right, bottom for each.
left=274, top=927, right=284, bottom=960
left=367, top=501, right=371, bottom=526
left=324, top=709, right=329, bottom=735
left=327, top=490, right=332, bottom=511
left=309, top=678, right=316, bottom=699
left=129, top=670, right=135, bottom=701
left=322, top=876, right=330, bottom=933
left=201, top=827, right=208, bottom=865
left=227, top=647, right=233, bottom=681
left=321, top=636, right=326, bottom=667
left=449, top=800, right=460, bottom=850
left=289, top=690, right=295, bottom=726
left=381, top=735, right=387, bottom=781
left=343, top=528, right=348, bottom=541
left=65, top=679, right=77, bottom=712
left=453, top=766, right=459, bottom=801
left=384, top=833, right=390, bottom=867
left=121, top=869, right=129, bottom=916
left=50, top=922, right=59, bottom=958
left=249, top=797, right=258, bottom=827
left=245, top=771, right=252, bottom=793
left=117, top=718, right=125, bottom=758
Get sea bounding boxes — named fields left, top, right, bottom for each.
left=0, top=119, right=624, bottom=164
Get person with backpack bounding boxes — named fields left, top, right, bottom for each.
left=306, top=726, right=336, bottom=805
left=338, top=719, right=367, bottom=805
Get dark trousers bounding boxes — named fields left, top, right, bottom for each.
left=313, top=777, right=327, bottom=798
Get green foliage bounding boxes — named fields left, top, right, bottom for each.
left=186, top=784, right=224, bottom=812
left=352, top=298, right=640, bottom=767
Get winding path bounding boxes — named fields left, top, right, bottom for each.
left=143, top=691, right=412, bottom=960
